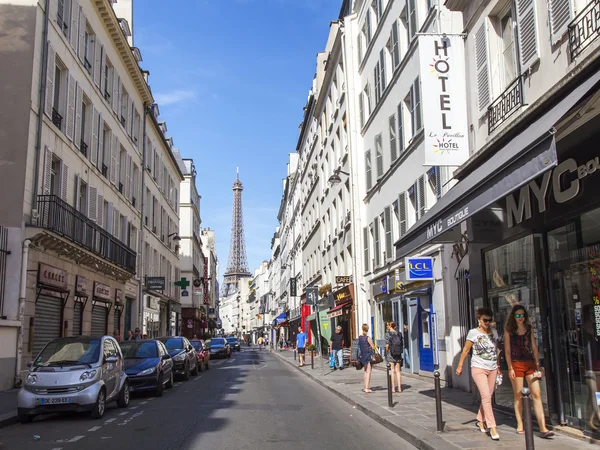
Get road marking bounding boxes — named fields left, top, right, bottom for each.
left=130, top=406, right=138, bottom=410
left=51, top=448, right=63, bottom=450
left=68, top=436, right=84, bottom=443
left=118, top=412, right=129, bottom=416
left=117, top=411, right=144, bottom=426
left=140, top=401, right=148, bottom=405
left=175, top=382, right=182, bottom=387
left=147, top=397, right=155, bottom=401
left=88, top=426, right=102, bottom=432
left=105, top=418, right=116, bottom=423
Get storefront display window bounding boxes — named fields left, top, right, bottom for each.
left=484, top=234, right=548, bottom=412
left=377, top=301, right=393, bottom=342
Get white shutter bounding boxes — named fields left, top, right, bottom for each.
left=384, top=205, right=392, bottom=261
left=112, top=74, right=119, bottom=113
left=516, top=0, right=540, bottom=71
left=113, top=208, right=120, bottom=238
left=111, top=135, right=118, bottom=185
left=77, top=8, right=85, bottom=61
left=90, top=105, right=98, bottom=166
left=549, top=0, right=573, bottom=45
left=60, top=161, right=68, bottom=200
left=97, top=114, right=104, bottom=168
left=49, top=0, right=58, bottom=28
left=375, top=135, right=383, bottom=178
left=125, top=154, right=131, bottom=199
left=88, top=185, right=98, bottom=221
left=74, top=174, right=81, bottom=210
left=97, top=194, right=104, bottom=227
left=74, top=84, right=83, bottom=149
left=128, top=155, right=133, bottom=200
left=365, top=150, right=372, bottom=190
left=65, top=74, right=76, bottom=140
left=474, top=20, right=491, bottom=116
left=373, top=217, right=380, bottom=267
left=69, top=0, right=79, bottom=50
left=398, top=192, right=407, bottom=237
left=100, top=47, right=106, bottom=93
left=418, top=175, right=426, bottom=218
left=45, top=43, right=55, bottom=118
left=363, top=227, right=369, bottom=272
left=93, top=40, right=101, bottom=87
left=43, top=146, right=52, bottom=195
left=121, top=216, right=128, bottom=244
left=128, top=100, right=134, bottom=137
left=106, top=203, right=113, bottom=234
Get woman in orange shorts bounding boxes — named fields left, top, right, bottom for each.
left=504, top=305, right=554, bottom=438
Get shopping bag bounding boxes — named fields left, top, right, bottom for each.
left=329, top=353, right=336, bottom=369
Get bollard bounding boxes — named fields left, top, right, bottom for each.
left=294, top=349, right=296, bottom=361
left=521, top=387, right=535, bottom=450
left=433, top=370, right=444, bottom=432
left=386, top=363, right=393, bottom=407
left=311, top=351, right=314, bottom=369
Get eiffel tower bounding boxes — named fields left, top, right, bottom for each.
left=221, top=168, right=251, bottom=297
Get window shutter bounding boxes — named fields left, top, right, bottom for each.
left=380, top=49, right=386, bottom=92
left=392, top=21, right=400, bottom=68
left=418, top=175, right=426, bottom=217
left=99, top=46, right=106, bottom=92
left=106, top=202, right=113, bottom=234
left=516, top=0, right=540, bottom=70
left=90, top=105, right=98, bottom=165
left=112, top=74, right=119, bottom=113
left=397, top=102, right=404, bottom=153
left=384, top=205, right=392, bottom=261
left=88, top=185, right=98, bottom=221
left=74, top=84, right=83, bottom=149
left=121, top=215, right=128, bottom=244
left=97, top=194, right=104, bottom=227
left=374, top=64, right=380, bottom=103
left=111, top=135, right=118, bottom=185
left=357, top=35, right=363, bottom=63
left=129, top=100, right=134, bottom=137
left=435, top=166, right=442, bottom=198
left=113, top=208, right=119, bottom=238
left=94, top=40, right=102, bottom=87
left=43, top=146, right=52, bottom=195
left=49, top=0, right=58, bottom=28
left=77, top=8, right=85, bottom=62
left=549, top=0, right=573, bottom=45
left=365, top=150, right=372, bottom=190
left=65, top=74, right=76, bottom=140
left=398, top=192, right=407, bottom=236
left=389, top=115, right=397, bottom=161
left=45, top=43, right=55, bottom=118
left=373, top=217, right=380, bottom=267
left=410, top=84, right=417, bottom=137
left=414, top=77, right=422, bottom=131
left=474, top=20, right=491, bottom=115
left=408, top=0, right=417, bottom=41
left=359, top=93, right=365, bottom=128
left=375, top=135, right=383, bottom=178
left=363, top=226, right=370, bottom=272
left=98, top=113, right=104, bottom=166
left=69, top=0, right=79, bottom=50
left=74, top=174, right=81, bottom=210
left=60, top=161, right=68, bottom=200
left=126, top=154, right=132, bottom=200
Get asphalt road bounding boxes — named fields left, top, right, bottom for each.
left=0, top=348, right=416, bottom=450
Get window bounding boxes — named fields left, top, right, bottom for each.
left=365, top=150, right=372, bottom=190
left=380, top=49, right=386, bottom=92
left=384, top=205, right=392, bottom=260
left=365, top=10, right=372, bottom=46
left=389, top=114, right=397, bottom=161
left=372, top=0, right=383, bottom=22
left=120, top=87, right=129, bottom=127
left=79, top=96, right=91, bottom=155
left=373, top=217, right=380, bottom=267
left=83, top=25, right=93, bottom=73
left=359, top=93, right=365, bottom=128
left=57, top=0, right=70, bottom=35
left=364, top=84, right=372, bottom=118
left=78, top=180, right=87, bottom=214
left=50, top=158, right=60, bottom=197
left=375, top=134, right=383, bottom=178
left=407, top=0, right=418, bottom=42
left=499, top=7, right=517, bottom=90
left=388, top=21, right=400, bottom=69
left=119, top=148, right=126, bottom=193
left=103, top=58, right=113, bottom=101
left=363, top=227, right=370, bottom=273
left=357, top=34, right=364, bottom=64
left=101, top=126, right=110, bottom=175
left=374, top=63, right=381, bottom=104
left=409, top=77, right=422, bottom=136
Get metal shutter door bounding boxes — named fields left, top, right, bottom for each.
left=91, top=305, right=107, bottom=336
left=33, top=296, right=62, bottom=357
left=73, top=302, right=82, bottom=336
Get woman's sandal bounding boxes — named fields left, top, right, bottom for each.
left=476, top=422, right=487, bottom=433
left=362, top=389, right=373, bottom=393
left=516, top=430, right=524, bottom=435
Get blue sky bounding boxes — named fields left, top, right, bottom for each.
left=134, top=0, right=342, bottom=282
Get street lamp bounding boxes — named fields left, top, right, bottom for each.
left=328, top=169, right=350, bottom=186
left=168, top=232, right=181, bottom=241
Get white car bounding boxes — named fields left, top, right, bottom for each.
left=18, top=336, right=130, bottom=422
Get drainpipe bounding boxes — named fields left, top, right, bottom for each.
left=15, top=239, right=31, bottom=387
left=138, top=106, right=148, bottom=332
left=32, top=0, right=52, bottom=213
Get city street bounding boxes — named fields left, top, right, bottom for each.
left=0, top=348, right=415, bottom=450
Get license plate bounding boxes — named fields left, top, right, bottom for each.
left=38, top=397, right=72, bottom=405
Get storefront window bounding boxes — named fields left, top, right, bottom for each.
left=548, top=207, right=600, bottom=428
left=377, top=301, right=393, bottom=342
left=484, top=234, right=548, bottom=412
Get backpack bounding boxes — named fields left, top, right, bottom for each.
left=389, top=333, right=403, bottom=358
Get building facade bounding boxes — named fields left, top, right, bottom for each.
left=201, top=228, right=219, bottom=335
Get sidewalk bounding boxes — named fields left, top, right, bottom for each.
left=272, top=348, right=595, bottom=450
left=0, top=388, right=18, bottom=428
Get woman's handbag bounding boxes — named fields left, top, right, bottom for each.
left=370, top=348, right=384, bottom=365
left=354, top=360, right=363, bottom=370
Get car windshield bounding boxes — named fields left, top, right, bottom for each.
left=120, top=341, right=158, bottom=359
left=226, top=338, right=238, bottom=344
left=160, top=338, right=183, bottom=351
left=209, top=338, right=226, bottom=346
left=190, top=341, right=203, bottom=351
left=34, top=339, right=101, bottom=367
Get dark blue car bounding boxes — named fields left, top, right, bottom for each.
left=207, top=338, right=231, bottom=358
left=120, top=340, right=174, bottom=396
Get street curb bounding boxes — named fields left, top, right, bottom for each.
left=0, top=411, right=17, bottom=429
left=272, top=351, right=457, bottom=450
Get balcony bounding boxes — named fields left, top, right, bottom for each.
left=51, top=108, right=62, bottom=129
left=569, top=0, right=600, bottom=60
left=34, top=195, right=136, bottom=273
left=487, top=77, right=523, bottom=134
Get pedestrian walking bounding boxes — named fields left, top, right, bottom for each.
left=258, top=336, right=264, bottom=350
left=385, top=322, right=403, bottom=393
left=504, top=305, right=554, bottom=438
left=134, top=327, right=142, bottom=341
left=358, top=323, right=375, bottom=393
left=126, top=330, right=134, bottom=341
left=456, top=307, right=501, bottom=441
left=330, top=326, right=345, bottom=370
left=279, top=337, right=284, bottom=351
left=113, top=329, right=121, bottom=343
left=296, top=326, right=307, bottom=367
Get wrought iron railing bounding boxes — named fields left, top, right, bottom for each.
left=488, top=76, right=523, bottom=133
left=569, top=0, right=600, bottom=60
left=52, top=108, right=62, bottom=129
left=80, top=140, right=88, bottom=157
left=35, top=195, right=136, bottom=273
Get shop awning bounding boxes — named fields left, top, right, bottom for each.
left=395, top=69, right=600, bottom=259
left=327, top=304, right=345, bottom=319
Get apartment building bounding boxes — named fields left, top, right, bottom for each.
left=390, top=0, right=600, bottom=430
left=201, top=228, right=219, bottom=335
left=248, top=261, right=270, bottom=339
left=141, top=108, right=184, bottom=338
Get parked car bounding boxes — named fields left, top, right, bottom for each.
left=120, top=340, right=174, bottom=396
left=17, top=336, right=129, bottom=423
left=206, top=338, right=231, bottom=358
left=189, top=340, right=210, bottom=371
left=158, top=336, right=198, bottom=380
left=226, top=337, right=241, bottom=352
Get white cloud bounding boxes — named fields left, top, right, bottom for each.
left=154, top=90, right=196, bottom=106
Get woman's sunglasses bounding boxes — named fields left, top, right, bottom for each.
left=481, top=318, right=492, bottom=323
left=515, top=313, right=525, bottom=318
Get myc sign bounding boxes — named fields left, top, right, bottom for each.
left=405, top=257, right=434, bottom=281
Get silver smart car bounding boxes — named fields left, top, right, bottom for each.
left=17, top=336, right=130, bottom=422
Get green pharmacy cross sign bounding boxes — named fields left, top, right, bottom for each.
left=174, top=277, right=190, bottom=289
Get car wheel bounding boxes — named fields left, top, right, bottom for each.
left=18, top=412, right=33, bottom=424
left=117, top=381, right=130, bottom=408
left=91, top=388, right=106, bottom=419
left=191, top=360, right=199, bottom=376
left=166, top=370, right=174, bottom=389
left=155, top=374, right=164, bottom=397
left=183, top=362, right=190, bottom=381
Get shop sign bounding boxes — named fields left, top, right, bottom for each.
left=590, top=246, right=600, bottom=336
left=290, top=277, right=297, bottom=297
left=507, top=156, right=600, bottom=228
left=335, top=275, right=352, bottom=284
left=115, top=288, right=123, bottom=304
left=146, top=277, right=165, bottom=291
left=511, top=271, right=528, bottom=285
left=381, top=276, right=388, bottom=295
left=38, top=263, right=68, bottom=289
left=419, top=35, right=469, bottom=167
left=405, top=257, right=434, bottom=281
left=182, top=290, right=189, bottom=297
left=187, top=319, right=193, bottom=329
left=305, top=287, right=318, bottom=305
left=93, top=282, right=111, bottom=301
left=75, top=275, right=88, bottom=296
left=334, top=285, right=353, bottom=305
left=328, top=309, right=344, bottom=319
